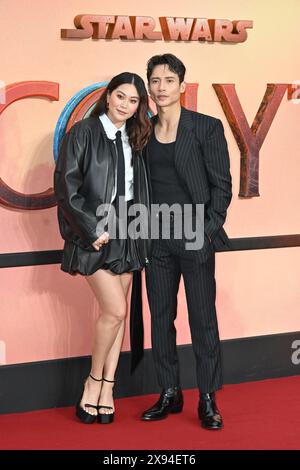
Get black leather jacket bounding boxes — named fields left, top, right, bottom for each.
left=54, top=116, right=151, bottom=266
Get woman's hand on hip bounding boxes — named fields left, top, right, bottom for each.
left=92, top=232, right=110, bottom=251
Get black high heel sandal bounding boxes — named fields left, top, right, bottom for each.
left=76, top=374, right=103, bottom=424
left=97, top=378, right=115, bottom=424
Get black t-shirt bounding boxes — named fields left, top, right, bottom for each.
left=148, top=132, right=193, bottom=207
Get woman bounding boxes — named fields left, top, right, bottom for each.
left=54, top=72, right=152, bottom=424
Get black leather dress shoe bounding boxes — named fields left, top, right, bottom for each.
left=141, top=387, right=184, bottom=421
left=198, top=392, right=223, bottom=430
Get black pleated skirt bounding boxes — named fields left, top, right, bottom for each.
left=61, top=199, right=143, bottom=276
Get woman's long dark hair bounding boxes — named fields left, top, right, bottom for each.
left=91, top=72, right=152, bottom=151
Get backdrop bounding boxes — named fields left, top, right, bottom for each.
left=0, top=0, right=299, bottom=366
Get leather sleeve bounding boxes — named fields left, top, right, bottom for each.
left=54, top=127, right=98, bottom=245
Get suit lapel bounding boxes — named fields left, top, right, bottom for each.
left=174, top=107, right=194, bottom=174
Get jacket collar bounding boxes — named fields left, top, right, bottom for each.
left=151, top=106, right=194, bottom=132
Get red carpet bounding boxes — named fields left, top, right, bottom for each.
left=0, top=376, right=299, bottom=450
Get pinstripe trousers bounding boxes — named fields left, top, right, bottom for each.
left=145, top=223, right=223, bottom=393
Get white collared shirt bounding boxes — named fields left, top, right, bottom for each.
left=99, top=113, right=133, bottom=201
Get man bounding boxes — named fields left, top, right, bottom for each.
left=141, top=54, right=232, bottom=430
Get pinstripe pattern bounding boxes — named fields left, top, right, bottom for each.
left=145, top=107, right=232, bottom=393
left=150, top=107, right=232, bottom=250
left=146, top=233, right=222, bottom=392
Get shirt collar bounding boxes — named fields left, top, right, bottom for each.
left=99, top=113, right=127, bottom=140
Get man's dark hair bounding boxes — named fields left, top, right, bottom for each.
left=146, top=54, right=186, bottom=83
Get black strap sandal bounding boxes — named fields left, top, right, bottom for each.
left=75, top=374, right=103, bottom=424
left=97, top=378, right=115, bottom=424
left=89, top=374, right=103, bottom=383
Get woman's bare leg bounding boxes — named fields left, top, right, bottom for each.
left=79, top=269, right=129, bottom=415
left=98, top=272, right=133, bottom=414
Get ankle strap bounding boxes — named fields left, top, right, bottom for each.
left=89, top=374, right=103, bottom=382
left=103, top=377, right=115, bottom=383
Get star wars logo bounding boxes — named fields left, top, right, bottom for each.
left=61, top=15, right=253, bottom=43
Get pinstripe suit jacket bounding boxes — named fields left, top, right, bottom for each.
left=145, top=107, right=232, bottom=251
